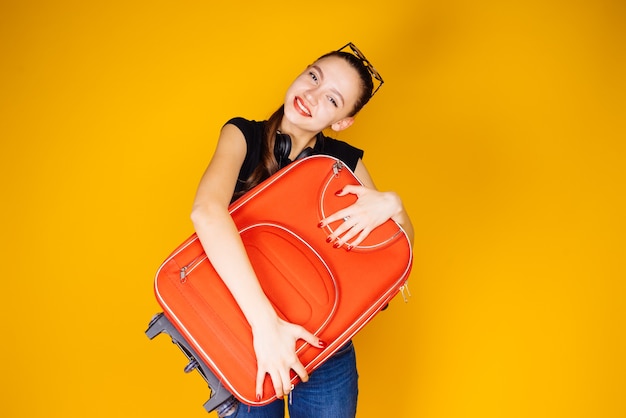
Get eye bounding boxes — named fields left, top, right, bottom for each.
left=309, top=71, right=319, bottom=83
left=327, top=96, right=338, bottom=107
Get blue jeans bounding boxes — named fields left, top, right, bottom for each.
left=227, top=341, right=358, bottom=418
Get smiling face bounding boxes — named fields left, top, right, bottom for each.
left=282, top=55, right=364, bottom=135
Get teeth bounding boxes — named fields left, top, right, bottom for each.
left=296, top=98, right=311, bottom=116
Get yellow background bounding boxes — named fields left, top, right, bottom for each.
left=1, top=1, right=624, bottom=417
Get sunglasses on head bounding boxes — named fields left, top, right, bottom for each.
left=338, top=42, right=384, bottom=97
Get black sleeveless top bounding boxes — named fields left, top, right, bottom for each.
left=226, top=117, right=365, bottom=197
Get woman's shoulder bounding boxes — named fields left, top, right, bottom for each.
left=321, top=135, right=363, bottom=153
left=318, top=134, right=364, bottom=171
left=224, top=117, right=265, bottom=139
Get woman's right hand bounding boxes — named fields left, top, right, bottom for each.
left=252, top=316, right=324, bottom=400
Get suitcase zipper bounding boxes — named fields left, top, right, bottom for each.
left=179, top=254, right=208, bottom=283
left=399, top=281, right=412, bottom=303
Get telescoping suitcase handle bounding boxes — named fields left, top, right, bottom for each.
left=145, top=313, right=237, bottom=415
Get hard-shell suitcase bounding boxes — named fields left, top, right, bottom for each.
left=146, top=155, right=413, bottom=413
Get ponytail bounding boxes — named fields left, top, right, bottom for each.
left=233, top=105, right=284, bottom=198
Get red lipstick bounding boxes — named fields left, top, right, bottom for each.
left=294, top=96, right=312, bottom=117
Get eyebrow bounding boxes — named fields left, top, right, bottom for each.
left=312, top=64, right=345, bottom=107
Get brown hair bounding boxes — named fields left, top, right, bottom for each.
left=237, top=51, right=374, bottom=195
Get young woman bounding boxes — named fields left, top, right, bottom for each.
left=191, top=43, right=414, bottom=418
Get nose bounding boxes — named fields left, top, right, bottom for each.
left=304, top=88, right=318, bottom=106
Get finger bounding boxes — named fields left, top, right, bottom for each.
left=332, top=218, right=366, bottom=248
left=297, top=327, right=325, bottom=348
left=269, top=370, right=284, bottom=399
left=291, top=360, right=309, bottom=383
left=347, top=227, right=373, bottom=249
left=255, top=369, right=266, bottom=402
left=280, top=368, right=294, bottom=395
left=338, top=184, right=362, bottom=196
left=329, top=213, right=359, bottom=237
left=321, top=223, right=351, bottom=247
left=334, top=225, right=360, bottom=248
left=319, top=209, right=351, bottom=229
left=328, top=225, right=349, bottom=245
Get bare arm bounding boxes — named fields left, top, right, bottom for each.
left=190, top=123, right=322, bottom=399
left=319, top=158, right=415, bottom=248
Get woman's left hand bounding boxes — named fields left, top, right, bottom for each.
left=319, top=185, right=403, bottom=249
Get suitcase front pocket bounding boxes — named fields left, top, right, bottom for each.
left=240, top=223, right=338, bottom=341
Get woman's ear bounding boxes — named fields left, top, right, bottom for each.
left=331, top=117, right=355, bottom=132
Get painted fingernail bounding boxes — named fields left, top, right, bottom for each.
left=319, top=340, right=326, bottom=348
left=256, top=394, right=261, bottom=402
left=333, top=242, right=341, bottom=248
left=335, top=189, right=343, bottom=195
left=326, top=236, right=333, bottom=243
left=318, top=221, right=324, bottom=228
left=346, top=244, right=353, bottom=251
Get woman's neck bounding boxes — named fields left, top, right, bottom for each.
left=278, top=120, right=319, bottom=155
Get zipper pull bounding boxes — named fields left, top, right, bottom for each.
left=399, top=282, right=411, bottom=303
left=333, top=161, right=343, bottom=177
left=178, top=254, right=207, bottom=283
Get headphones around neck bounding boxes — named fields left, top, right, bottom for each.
left=274, top=131, right=317, bottom=167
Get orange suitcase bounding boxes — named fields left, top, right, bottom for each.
left=146, top=155, right=413, bottom=412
